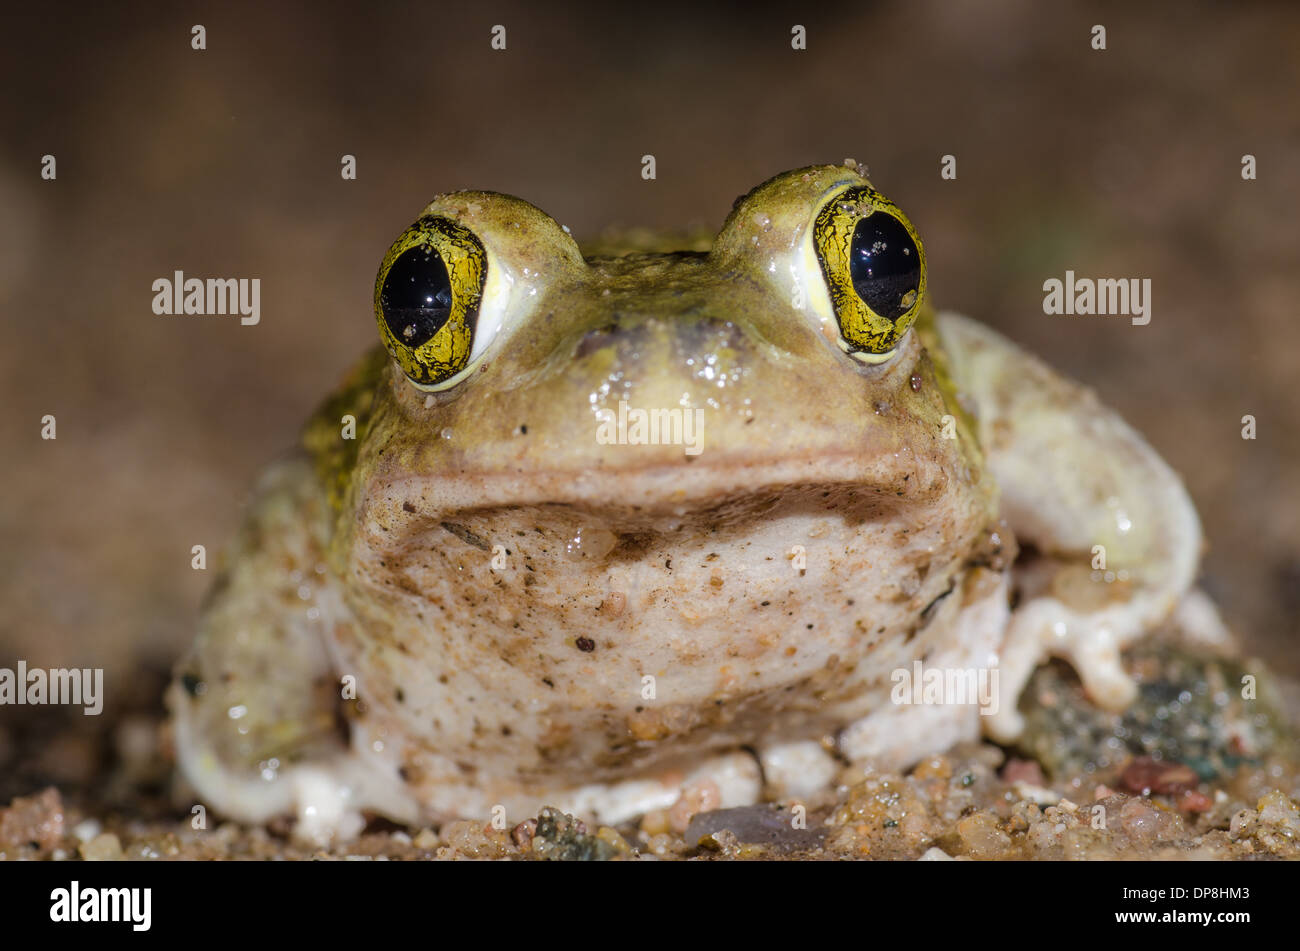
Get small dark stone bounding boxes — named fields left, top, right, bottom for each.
left=511, top=818, right=537, bottom=848
left=1121, top=756, right=1199, bottom=796
left=684, top=804, right=825, bottom=852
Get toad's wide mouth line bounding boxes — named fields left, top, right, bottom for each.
left=364, top=447, right=965, bottom=518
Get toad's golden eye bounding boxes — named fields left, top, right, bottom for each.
left=813, top=186, right=926, bottom=363
left=375, top=216, right=488, bottom=390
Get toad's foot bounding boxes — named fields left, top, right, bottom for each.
left=936, top=312, right=1202, bottom=744
left=171, top=684, right=419, bottom=846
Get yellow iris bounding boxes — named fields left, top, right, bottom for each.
left=813, top=186, right=926, bottom=358
left=374, top=216, right=487, bottom=389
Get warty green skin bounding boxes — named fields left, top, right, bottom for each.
left=169, top=166, right=1206, bottom=843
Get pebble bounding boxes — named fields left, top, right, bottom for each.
left=918, top=847, right=954, bottom=861
left=956, top=812, right=1012, bottom=858
left=73, top=818, right=103, bottom=843
left=1001, top=758, right=1045, bottom=786
left=685, top=804, right=826, bottom=851
left=79, top=832, right=124, bottom=861
left=1121, top=756, right=1199, bottom=795
left=0, top=787, right=65, bottom=852
left=1012, top=781, right=1061, bottom=806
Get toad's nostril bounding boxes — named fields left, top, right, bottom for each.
left=576, top=323, right=621, bottom=358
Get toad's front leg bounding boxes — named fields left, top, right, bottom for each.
left=168, top=455, right=418, bottom=844
left=934, top=312, right=1203, bottom=743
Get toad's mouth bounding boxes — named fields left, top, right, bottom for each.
left=421, top=482, right=916, bottom=563
left=361, top=442, right=962, bottom=529
left=350, top=470, right=992, bottom=642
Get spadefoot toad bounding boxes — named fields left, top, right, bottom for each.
left=170, top=164, right=1204, bottom=843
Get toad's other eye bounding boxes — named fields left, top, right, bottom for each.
left=374, top=216, right=489, bottom=390
left=813, top=186, right=926, bottom=363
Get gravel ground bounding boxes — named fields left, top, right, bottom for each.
left=4, top=745, right=1298, bottom=862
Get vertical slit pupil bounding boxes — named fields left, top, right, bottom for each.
left=381, top=246, right=454, bottom=348
left=849, top=213, right=920, bottom=321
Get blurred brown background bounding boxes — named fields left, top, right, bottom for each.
left=1, top=0, right=1297, bottom=743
